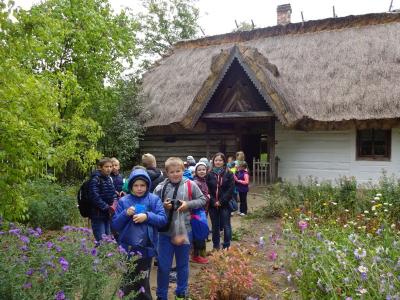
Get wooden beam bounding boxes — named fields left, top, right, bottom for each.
left=202, top=111, right=274, bottom=119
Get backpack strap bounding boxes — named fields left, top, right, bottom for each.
left=187, top=180, right=192, bottom=201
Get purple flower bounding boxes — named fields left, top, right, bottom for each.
left=35, top=227, right=42, bottom=235
left=298, top=220, right=308, bottom=231
left=354, top=248, right=366, bottom=260
left=20, top=235, right=30, bottom=244
left=106, top=252, right=114, bottom=257
left=22, top=282, right=32, bottom=289
left=55, top=290, right=66, bottom=300
left=0, top=231, right=4, bottom=235
left=46, top=242, right=54, bottom=249
left=316, top=232, right=323, bottom=241
left=62, top=225, right=73, bottom=232
left=9, top=228, right=21, bottom=236
left=139, top=286, right=145, bottom=293
left=267, top=251, right=278, bottom=261
left=57, top=236, right=67, bottom=242
left=20, top=245, right=29, bottom=251
left=59, top=257, right=69, bottom=272
left=26, top=269, right=34, bottom=276
left=91, top=248, right=97, bottom=256
left=117, top=289, right=124, bottom=299
left=55, top=245, right=62, bottom=253
left=118, top=245, right=127, bottom=255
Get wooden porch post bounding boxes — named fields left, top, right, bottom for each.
left=206, top=123, right=210, bottom=159
left=269, top=118, right=276, bottom=183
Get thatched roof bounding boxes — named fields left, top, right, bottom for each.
left=142, top=13, right=400, bottom=128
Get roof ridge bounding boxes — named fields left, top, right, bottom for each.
left=175, top=12, right=400, bottom=49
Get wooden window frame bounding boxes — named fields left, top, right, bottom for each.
left=356, top=129, right=391, bottom=161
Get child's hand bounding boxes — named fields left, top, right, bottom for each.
left=177, top=200, right=188, bottom=212
left=126, top=206, right=135, bottom=216
left=132, top=213, right=147, bottom=223
left=215, top=201, right=221, bottom=207
left=164, top=200, right=173, bottom=210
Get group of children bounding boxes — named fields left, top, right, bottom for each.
left=87, top=152, right=249, bottom=300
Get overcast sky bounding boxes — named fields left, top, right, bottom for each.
left=13, top=0, right=400, bottom=36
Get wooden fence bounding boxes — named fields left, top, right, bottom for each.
left=252, top=158, right=271, bottom=185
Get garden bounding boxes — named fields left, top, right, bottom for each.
left=189, top=173, right=400, bottom=299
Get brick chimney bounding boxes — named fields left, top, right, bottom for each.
left=277, top=4, right=292, bottom=26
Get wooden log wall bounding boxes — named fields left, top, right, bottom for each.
left=140, top=133, right=238, bottom=169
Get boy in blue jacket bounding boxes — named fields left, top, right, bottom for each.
left=112, top=169, right=167, bottom=300
left=89, top=157, right=118, bottom=242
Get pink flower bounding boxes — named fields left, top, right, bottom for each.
left=117, top=289, right=124, bottom=299
left=298, top=220, right=308, bottom=231
left=268, top=251, right=278, bottom=261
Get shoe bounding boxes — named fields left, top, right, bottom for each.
left=175, top=295, right=192, bottom=300
left=169, top=271, right=177, bottom=283
left=192, top=256, right=209, bottom=264
left=239, top=213, right=246, bottom=216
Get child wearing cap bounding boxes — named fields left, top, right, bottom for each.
left=192, top=161, right=210, bottom=264
left=112, top=169, right=167, bottom=299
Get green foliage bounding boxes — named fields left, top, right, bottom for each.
left=23, top=179, right=81, bottom=230
left=233, top=20, right=256, bottom=32
left=0, top=0, right=139, bottom=219
left=100, top=77, right=148, bottom=169
left=0, top=223, right=134, bottom=300
left=137, top=0, right=199, bottom=68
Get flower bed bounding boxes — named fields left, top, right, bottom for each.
left=283, top=193, right=400, bottom=299
left=0, top=221, right=134, bottom=300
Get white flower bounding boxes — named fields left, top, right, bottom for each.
left=358, top=288, right=367, bottom=294
left=376, top=193, right=382, bottom=197
left=358, top=265, right=368, bottom=273
left=364, top=210, right=369, bottom=214
left=384, top=209, right=388, bottom=212
left=391, top=224, right=396, bottom=229
left=374, top=196, right=380, bottom=201
left=331, top=202, right=337, bottom=205
left=384, top=202, right=389, bottom=206
left=371, top=206, right=376, bottom=211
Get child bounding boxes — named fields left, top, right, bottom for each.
left=234, top=161, right=250, bottom=216
left=89, top=157, right=118, bottom=242
left=142, top=153, right=164, bottom=193
left=112, top=169, right=167, bottom=299
left=206, top=153, right=235, bottom=250
left=110, top=157, right=124, bottom=197
left=235, top=151, right=246, bottom=167
left=154, top=157, right=206, bottom=300
left=192, top=162, right=210, bottom=264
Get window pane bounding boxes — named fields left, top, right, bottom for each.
left=374, top=141, right=386, bottom=155
left=360, top=141, right=373, bottom=155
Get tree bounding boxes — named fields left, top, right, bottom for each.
left=0, top=0, right=139, bottom=219
left=233, top=20, right=256, bottom=32
left=137, top=0, right=199, bottom=69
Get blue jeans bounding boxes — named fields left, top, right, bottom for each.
left=209, top=207, right=232, bottom=249
left=156, top=234, right=191, bottom=299
left=91, top=218, right=111, bottom=241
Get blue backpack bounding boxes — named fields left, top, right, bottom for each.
left=188, top=181, right=209, bottom=240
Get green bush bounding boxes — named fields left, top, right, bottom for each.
left=24, top=179, right=81, bottom=230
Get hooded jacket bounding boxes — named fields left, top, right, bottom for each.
left=89, top=170, right=117, bottom=218
left=153, top=177, right=206, bottom=237
left=145, top=167, right=164, bottom=192
left=111, top=169, right=167, bottom=257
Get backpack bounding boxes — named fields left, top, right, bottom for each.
left=189, top=180, right=210, bottom=240
left=77, top=179, right=91, bottom=218
left=77, top=176, right=103, bottom=218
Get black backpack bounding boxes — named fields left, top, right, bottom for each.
left=77, top=179, right=92, bottom=218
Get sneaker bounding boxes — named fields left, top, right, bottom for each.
left=169, top=271, right=177, bottom=283
left=239, top=213, right=246, bottom=216
left=191, top=256, right=209, bottom=264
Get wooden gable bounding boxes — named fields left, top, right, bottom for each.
left=203, top=58, right=271, bottom=114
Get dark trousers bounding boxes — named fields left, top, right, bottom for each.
left=193, top=239, right=206, bottom=256
left=122, top=257, right=153, bottom=300
left=209, top=207, right=232, bottom=249
left=239, top=192, right=248, bottom=214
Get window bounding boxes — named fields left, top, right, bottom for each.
left=356, top=129, right=391, bottom=160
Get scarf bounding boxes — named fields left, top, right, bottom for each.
left=194, top=176, right=209, bottom=199
left=212, top=167, right=224, bottom=174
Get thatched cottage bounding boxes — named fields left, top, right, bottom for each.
left=140, top=5, right=400, bottom=184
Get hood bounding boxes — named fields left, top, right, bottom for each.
left=91, top=170, right=103, bottom=178
left=146, top=168, right=162, bottom=181
left=127, top=168, right=152, bottom=196
left=183, top=169, right=193, bottom=180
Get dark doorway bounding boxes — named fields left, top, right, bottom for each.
left=241, top=134, right=261, bottom=172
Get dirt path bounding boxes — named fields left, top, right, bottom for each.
left=149, top=186, right=295, bottom=299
